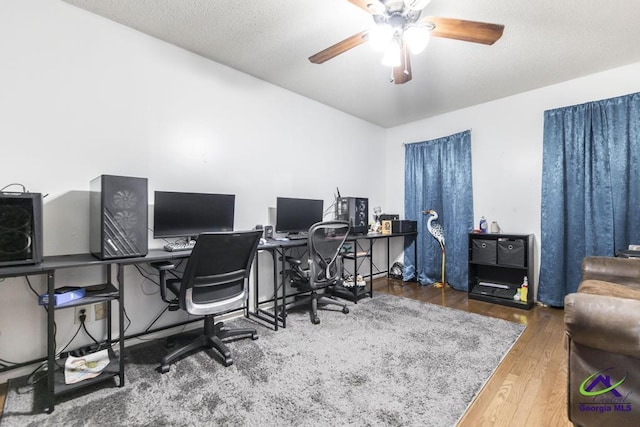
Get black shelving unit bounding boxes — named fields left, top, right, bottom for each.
left=334, top=239, right=374, bottom=303
left=45, top=266, right=124, bottom=412
left=468, top=233, right=534, bottom=310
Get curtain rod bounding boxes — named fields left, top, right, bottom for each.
left=401, top=128, right=473, bottom=146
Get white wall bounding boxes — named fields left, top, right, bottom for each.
left=0, top=0, right=385, bottom=382
left=384, top=61, right=640, bottom=296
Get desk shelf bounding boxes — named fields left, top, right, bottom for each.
left=52, top=347, right=121, bottom=397
left=42, top=264, right=125, bottom=412
left=338, top=241, right=374, bottom=303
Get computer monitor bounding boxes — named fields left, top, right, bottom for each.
left=153, top=191, right=235, bottom=239
left=275, top=197, right=323, bottom=234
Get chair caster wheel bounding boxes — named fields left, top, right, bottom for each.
left=223, top=357, right=234, bottom=367
left=312, top=317, right=320, bottom=325
left=252, top=333, right=259, bottom=340
left=159, top=364, right=170, bottom=374
left=342, top=307, right=349, bottom=314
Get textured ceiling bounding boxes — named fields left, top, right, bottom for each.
left=62, top=0, right=640, bottom=128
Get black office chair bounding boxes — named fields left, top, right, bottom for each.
left=281, top=220, right=351, bottom=324
left=156, top=230, right=262, bottom=373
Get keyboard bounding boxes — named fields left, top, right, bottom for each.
left=287, top=233, right=308, bottom=240
left=472, top=284, right=516, bottom=299
left=163, top=241, right=196, bottom=252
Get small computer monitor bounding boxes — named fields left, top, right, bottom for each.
left=276, top=197, right=323, bottom=234
left=153, top=191, right=235, bottom=239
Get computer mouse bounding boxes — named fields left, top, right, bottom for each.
left=259, top=238, right=267, bottom=245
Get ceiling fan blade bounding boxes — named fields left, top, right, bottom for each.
left=422, top=17, right=505, bottom=45
left=309, top=30, right=369, bottom=64
left=392, top=45, right=412, bottom=84
left=347, top=0, right=384, bottom=14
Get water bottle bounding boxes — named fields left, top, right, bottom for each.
left=479, top=216, right=488, bottom=234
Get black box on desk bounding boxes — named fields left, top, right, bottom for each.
left=391, top=220, right=417, bottom=233
left=379, top=214, right=399, bottom=221
left=0, top=191, right=43, bottom=267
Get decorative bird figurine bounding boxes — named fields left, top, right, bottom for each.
left=423, top=209, right=448, bottom=288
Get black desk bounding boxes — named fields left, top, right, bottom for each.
left=250, top=231, right=418, bottom=330
left=0, top=233, right=417, bottom=410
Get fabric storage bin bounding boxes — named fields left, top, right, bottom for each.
left=497, top=239, right=525, bottom=267
left=472, top=239, right=497, bottom=264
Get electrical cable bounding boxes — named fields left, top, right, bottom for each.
left=0, top=357, right=18, bottom=366
left=122, top=306, right=132, bottom=334
left=133, top=264, right=160, bottom=285
left=17, top=361, right=48, bottom=393
left=75, top=308, right=101, bottom=347
left=144, top=305, right=171, bottom=333
left=0, top=183, right=27, bottom=192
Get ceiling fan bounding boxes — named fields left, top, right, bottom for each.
left=309, top=0, right=505, bottom=84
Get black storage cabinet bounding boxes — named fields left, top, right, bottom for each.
left=468, top=233, right=534, bottom=310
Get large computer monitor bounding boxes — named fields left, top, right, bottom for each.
left=276, top=197, right=323, bottom=234
left=153, top=191, right=235, bottom=239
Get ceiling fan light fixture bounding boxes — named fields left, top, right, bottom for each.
left=381, top=38, right=402, bottom=67
left=404, top=0, right=432, bottom=11
left=404, top=24, right=430, bottom=54
left=366, top=1, right=386, bottom=15
left=369, top=23, right=394, bottom=51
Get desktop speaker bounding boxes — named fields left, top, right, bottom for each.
left=391, top=220, right=417, bottom=233
left=90, top=175, right=148, bottom=260
left=336, top=197, right=368, bottom=235
left=0, top=192, right=43, bottom=267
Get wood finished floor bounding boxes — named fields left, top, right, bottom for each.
left=0, top=279, right=572, bottom=426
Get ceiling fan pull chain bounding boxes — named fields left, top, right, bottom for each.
left=404, top=48, right=409, bottom=75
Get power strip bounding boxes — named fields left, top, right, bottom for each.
left=629, top=244, right=640, bottom=251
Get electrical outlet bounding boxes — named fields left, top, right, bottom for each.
left=94, top=302, right=107, bottom=321
left=74, top=306, right=91, bottom=324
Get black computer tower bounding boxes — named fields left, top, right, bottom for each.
left=336, top=197, right=369, bottom=235
left=0, top=192, right=43, bottom=267
left=90, top=175, right=148, bottom=260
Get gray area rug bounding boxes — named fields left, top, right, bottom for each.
left=1, top=293, right=525, bottom=426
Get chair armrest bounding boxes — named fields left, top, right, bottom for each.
left=564, top=292, right=640, bottom=358
left=284, top=256, right=302, bottom=267
left=581, top=256, right=640, bottom=287
left=149, top=261, right=179, bottom=306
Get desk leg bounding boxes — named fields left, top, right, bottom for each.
left=46, top=270, right=55, bottom=413
left=272, top=250, right=279, bottom=330
left=253, top=253, right=259, bottom=319
left=368, top=239, right=374, bottom=298
left=387, top=237, right=391, bottom=281
left=414, top=235, right=418, bottom=282
left=279, top=248, right=287, bottom=328
left=117, top=265, right=125, bottom=387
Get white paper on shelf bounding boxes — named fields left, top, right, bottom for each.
left=478, top=281, right=509, bottom=289
left=64, top=348, right=110, bottom=384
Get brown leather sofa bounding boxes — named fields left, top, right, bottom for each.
left=564, top=256, right=640, bottom=427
